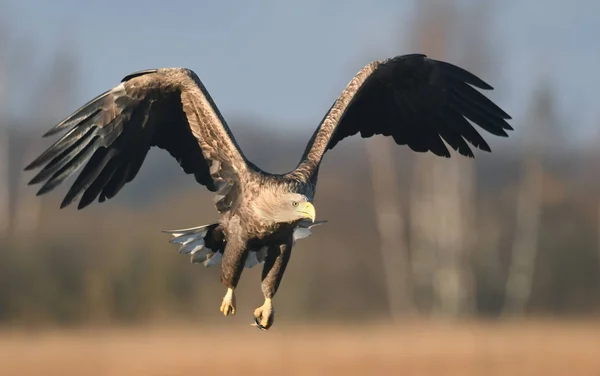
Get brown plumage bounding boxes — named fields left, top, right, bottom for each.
left=25, top=53, right=512, bottom=330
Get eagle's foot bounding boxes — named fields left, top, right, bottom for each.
left=251, top=298, right=274, bottom=331
left=219, top=288, right=236, bottom=316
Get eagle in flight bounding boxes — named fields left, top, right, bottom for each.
left=25, top=54, right=512, bottom=330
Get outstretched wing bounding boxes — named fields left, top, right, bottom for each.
left=25, top=68, right=251, bottom=212
left=292, top=54, right=512, bottom=180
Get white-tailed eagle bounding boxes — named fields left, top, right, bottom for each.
left=25, top=54, right=512, bottom=330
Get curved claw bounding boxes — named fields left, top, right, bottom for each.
left=252, top=299, right=275, bottom=330
left=251, top=316, right=269, bottom=331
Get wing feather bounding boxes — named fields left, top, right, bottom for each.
left=292, top=54, right=512, bottom=181
left=25, top=68, right=252, bottom=211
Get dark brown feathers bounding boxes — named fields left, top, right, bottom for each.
left=25, top=68, right=251, bottom=210
left=293, top=54, right=512, bottom=181
left=25, top=54, right=513, bottom=214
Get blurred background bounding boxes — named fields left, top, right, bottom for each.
left=1, top=0, right=600, bottom=375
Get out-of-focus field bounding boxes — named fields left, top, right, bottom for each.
left=0, top=320, right=598, bottom=376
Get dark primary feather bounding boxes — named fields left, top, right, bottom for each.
left=295, top=54, right=512, bottom=178
left=24, top=68, right=250, bottom=210
left=121, top=69, right=159, bottom=82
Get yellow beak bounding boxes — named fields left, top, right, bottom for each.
left=296, top=201, right=316, bottom=223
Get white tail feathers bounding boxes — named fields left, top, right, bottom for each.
left=164, top=220, right=327, bottom=268
left=163, top=223, right=222, bottom=267
left=204, top=251, right=222, bottom=266
left=245, top=246, right=268, bottom=268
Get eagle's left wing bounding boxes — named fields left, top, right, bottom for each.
left=291, top=54, right=512, bottom=181
left=24, top=67, right=254, bottom=212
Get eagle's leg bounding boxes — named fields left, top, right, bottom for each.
left=253, top=238, right=293, bottom=330
left=219, top=237, right=249, bottom=316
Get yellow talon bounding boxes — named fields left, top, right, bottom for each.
left=252, top=298, right=274, bottom=330
left=219, top=288, right=236, bottom=316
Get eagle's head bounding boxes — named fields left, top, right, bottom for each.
left=251, top=187, right=316, bottom=226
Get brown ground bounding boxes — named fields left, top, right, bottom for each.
left=0, top=320, right=599, bottom=376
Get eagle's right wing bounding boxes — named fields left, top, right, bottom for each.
left=25, top=68, right=251, bottom=213
left=291, top=54, right=512, bottom=183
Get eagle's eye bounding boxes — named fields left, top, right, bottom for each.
left=291, top=201, right=299, bottom=207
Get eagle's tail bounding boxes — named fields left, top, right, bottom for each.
left=163, top=223, right=265, bottom=269
left=163, top=220, right=329, bottom=269
left=163, top=223, right=225, bottom=267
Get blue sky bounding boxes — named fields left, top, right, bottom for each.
left=3, top=0, right=600, bottom=146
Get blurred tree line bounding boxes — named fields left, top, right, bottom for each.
left=0, top=1, right=599, bottom=327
